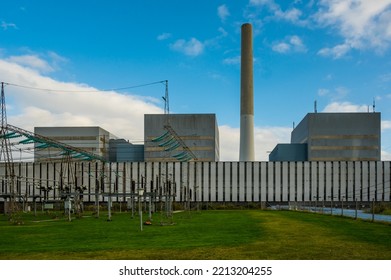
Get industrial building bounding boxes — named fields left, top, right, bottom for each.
left=270, top=112, right=381, bottom=161
left=34, top=126, right=114, bottom=162
left=109, top=139, right=144, bottom=162
left=144, top=114, right=220, bottom=162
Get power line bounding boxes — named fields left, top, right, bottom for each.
left=2, top=80, right=168, bottom=93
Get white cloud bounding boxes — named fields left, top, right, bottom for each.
left=0, top=56, right=163, bottom=142
left=249, top=0, right=306, bottom=25
left=272, top=42, right=290, bottom=53
left=318, top=86, right=349, bottom=100
left=6, top=55, right=54, bottom=73
left=217, top=4, right=230, bottom=22
left=381, top=150, right=391, bottom=160
left=275, top=7, right=303, bottom=22
left=272, top=35, right=307, bottom=53
left=1, top=21, right=17, bottom=30
left=157, top=33, right=172, bottom=41
left=381, top=120, right=391, bottom=131
left=170, top=38, right=204, bottom=56
left=315, top=0, right=391, bottom=56
left=223, top=56, right=240, bottom=65
left=218, top=124, right=291, bottom=161
left=379, top=72, right=391, bottom=82
left=322, top=101, right=368, bottom=112
left=317, top=88, right=330, bottom=96
left=317, top=43, right=351, bottom=59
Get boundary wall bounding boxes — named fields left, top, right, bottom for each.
left=1, top=161, right=390, bottom=203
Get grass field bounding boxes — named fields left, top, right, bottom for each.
left=0, top=210, right=390, bottom=260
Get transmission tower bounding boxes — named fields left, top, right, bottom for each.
left=0, top=82, right=16, bottom=215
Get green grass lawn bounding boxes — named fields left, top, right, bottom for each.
left=0, top=210, right=390, bottom=260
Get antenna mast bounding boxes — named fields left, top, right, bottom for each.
left=163, top=80, right=169, bottom=115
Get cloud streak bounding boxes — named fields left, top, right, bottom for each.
left=315, top=0, right=391, bottom=57
left=170, top=38, right=205, bottom=56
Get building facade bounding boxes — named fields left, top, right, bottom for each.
left=109, top=139, right=144, bottom=162
left=269, top=144, right=307, bottom=161
left=34, top=127, right=113, bottom=162
left=270, top=112, right=380, bottom=161
left=144, top=114, right=220, bottom=162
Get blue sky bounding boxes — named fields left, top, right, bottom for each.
left=1, top=0, right=391, bottom=161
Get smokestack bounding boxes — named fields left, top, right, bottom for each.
left=239, top=23, right=255, bottom=161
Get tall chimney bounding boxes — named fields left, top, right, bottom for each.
left=239, top=23, right=255, bottom=161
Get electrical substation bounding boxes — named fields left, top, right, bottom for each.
left=0, top=24, right=390, bottom=225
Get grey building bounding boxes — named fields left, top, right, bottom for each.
left=292, top=112, right=380, bottom=161
left=144, top=114, right=219, bottom=162
left=109, top=139, right=144, bottom=162
left=34, top=126, right=114, bottom=162
left=270, top=112, right=381, bottom=161
left=269, top=143, right=307, bottom=161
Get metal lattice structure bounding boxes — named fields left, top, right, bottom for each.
left=0, top=82, right=17, bottom=215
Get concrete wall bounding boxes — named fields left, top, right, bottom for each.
left=1, top=161, right=390, bottom=203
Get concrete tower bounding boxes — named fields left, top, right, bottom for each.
left=239, top=23, right=255, bottom=161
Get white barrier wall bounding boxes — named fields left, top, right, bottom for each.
left=1, top=161, right=390, bottom=202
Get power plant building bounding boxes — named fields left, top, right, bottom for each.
left=144, top=114, right=219, bottom=162
left=34, top=126, right=114, bottom=162
left=109, top=139, right=144, bottom=162
left=270, top=112, right=381, bottom=161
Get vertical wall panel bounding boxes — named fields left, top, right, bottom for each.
left=253, top=162, right=260, bottom=202
left=347, top=162, right=354, bottom=201
left=303, top=162, right=310, bottom=201
left=217, top=163, right=224, bottom=201
left=362, top=161, right=369, bottom=201
left=274, top=162, right=281, bottom=202
left=145, top=162, right=153, bottom=193
left=224, top=162, right=231, bottom=202
left=296, top=162, right=303, bottom=202
left=332, top=162, right=339, bottom=201
left=209, top=162, right=216, bottom=201
left=195, top=162, right=202, bottom=203
left=369, top=161, right=376, bottom=201
left=260, top=162, right=267, bottom=201
left=231, top=162, right=238, bottom=202
left=238, top=163, right=245, bottom=201
left=376, top=161, right=383, bottom=201
left=354, top=162, right=361, bottom=201
left=384, top=161, right=390, bottom=202
left=288, top=162, right=296, bottom=201
left=340, top=161, right=347, bottom=200
left=267, top=162, right=274, bottom=201
left=173, top=162, right=181, bottom=201
left=202, top=163, right=209, bottom=202
left=131, top=162, right=139, bottom=186
left=317, top=162, right=325, bottom=201
left=325, top=162, right=332, bottom=201
left=246, top=162, right=253, bottom=201
left=189, top=162, right=195, bottom=202
left=281, top=162, right=288, bottom=201
left=152, top=162, right=160, bottom=193
left=311, top=162, right=317, bottom=200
